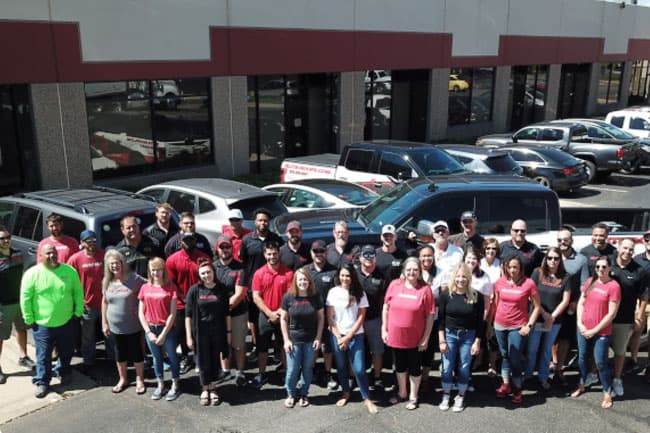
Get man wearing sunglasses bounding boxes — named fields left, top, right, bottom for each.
left=579, top=222, right=617, bottom=274
left=499, top=219, right=543, bottom=277
left=430, top=220, right=462, bottom=288
left=0, top=226, right=33, bottom=384
left=449, top=211, right=484, bottom=252
left=67, top=230, right=105, bottom=369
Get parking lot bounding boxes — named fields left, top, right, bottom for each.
left=559, top=167, right=650, bottom=208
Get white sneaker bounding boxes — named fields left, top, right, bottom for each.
left=439, top=394, right=451, bottom=411
left=584, top=372, right=599, bottom=388
left=452, top=395, right=465, bottom=412
left=611, top=378, right=624, bottom=397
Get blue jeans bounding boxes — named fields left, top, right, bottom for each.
left=146, top=325, right=180, bottom=379
left=331, top=333, right=370, bottom=400
left=525, top=323, right=562, bottom=382
left=285, top=342, right=316, bottom=398
left=577, top=332, right=612, bottom=393
left=441, top=328, right=475, bottom=394
left=495, top=328, right=526, bottom=388
left=32, top=319, right=75, bottom=386
left=80, top=308, right=100, bottom=365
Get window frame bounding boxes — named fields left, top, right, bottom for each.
left=448, top=67, right=496, bottom=126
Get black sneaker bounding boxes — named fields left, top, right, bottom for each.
left=251, top=373, right=268, bottom=389
left=179, top=359, right=193, bottom=375
left=235, top=372, right=247, bottom=387
left=368, top=375, right=376, bottom=391
left=35, top=384, right=49, bottom=398
left=18, top=356, right=36, bottom=370
left=0, top=369, right=6, bottom=384
left=327, top=373, right=339, bottom=390
left=374, top=378, right=385, bottom=392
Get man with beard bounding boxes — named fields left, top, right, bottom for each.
left=449, top=211, right=485, bottom=251
left=221, top=209, right=251, bottom=263
left=499, top=219, right=543, bottom=277
left=251, top=241, right=293, bottom=389
left=143, top=203, right=178, bottom=256
left=280, top=220, right=311, bottom=271
left=213, top=235, right=248, bottom=386
left=374, top=224, right=408, bottom=282
left=164, top=212, right=213, bottom=258
left=326, top=221, right=360, bottom=268
left=67, top=230, right=104, bottom=369
left=166, top=232, right=211, bottom=374
left=114, top=215, right=158, bottom=278
left=579, top=223, right=617, bottom=274
left=37, top=214, right=79, bottom=264
left=20, top=244, right=83, bottom=398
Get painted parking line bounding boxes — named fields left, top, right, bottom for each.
left=581, top=186, right=629, bottom=193
left=559, top=200, right=597, bottom=208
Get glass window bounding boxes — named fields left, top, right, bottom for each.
left=229, top=196, right=287, bottom=219
left=486, top=195, right=548, bottom=233
left=449, top=67, right=495, bottom=125
left=629, top=60, right=650, bottom=104
left=142, top=188, right=166, bottom=202
left=540, top=129, right=564, bottom=141
left=597, top=63, right=623, bottom=105
left=410, top=193, right=475, bottom=234
left=508, top=149, right=539, bottom=162
left=99, top=213, right=156, bottom=248
left=514, top=128, right=539, bottom=140
left=364, top=70, right=392, bottom=140
left=0, top=201, right=14, bottom=229
left=12, top=206, right=41, bottom=240
left=198, top=197, right=216, bottom=214
left=86, top=79, right=212, bottom=179
left=378, top=152, right=412, bottom=179
left=630, top=117, right=650, bottom=131
left=610, top=116, right=625, bottom=128
left=317, top=184, right=377, bottom=206
left=344, top=149, right=374, bottom=172
left=167, top=190, right=196, bottom=214
left=285, top=189, right=330, bottom=209
left=58, top=215, right=86, bottom=241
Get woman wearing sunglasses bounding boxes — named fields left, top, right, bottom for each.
left=524, top=247, right=571, bottom=390
left=571, top=256, right=620, bottom=409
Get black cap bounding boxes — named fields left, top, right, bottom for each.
left=360, top=245, right=376, bottom=259
left=461, top=210, right=477, bottom=221
left=311, top=239, right=326, bottom=250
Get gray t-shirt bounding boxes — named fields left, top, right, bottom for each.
left=104, top=273, right=145, bottom=334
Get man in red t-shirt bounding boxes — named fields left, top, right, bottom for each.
left=37, top=214, right=79, bottom=264
left=165, top=233, right=209, bottom=374
left=220, top=209, right=251, bottom=263
left=67, top=230, right=104, bottom=367
left=251, top=241, right=293, bottom=389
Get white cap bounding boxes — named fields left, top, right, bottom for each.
left=381, top=224, right=396, bottom=235
left=227, top=209, right=244, bottom=220
left=432, top=220, right=449, bottom=230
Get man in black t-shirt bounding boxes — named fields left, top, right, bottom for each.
left=279, top=220, right=311, bottom=271
left=499, top=219, right=543, bottom=277
left=143, top=202, right=178, bottom=254
left=214, top=235, right=247, bottom=386
left=164, top=212, right=213, bottom=259
left=449, top=210, right=485, bottom=252
left=374, top=224, right=408, bottom=282
left=631, top=230, right=650, bottom=380
left=113, top=215, right=159, bottom=278
left=326, top=221, right=360, bottom=268
left=579, top=222, right=617, bottom=274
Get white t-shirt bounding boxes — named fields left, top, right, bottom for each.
left=326, top=286, right=369, bottom=335
left=480, top=258, right=501, bottom=284
left=471, top=272, right=493, bottom=297
left=430, top=243, right=463, bottom=287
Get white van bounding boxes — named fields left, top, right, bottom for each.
left=605, top=107, right=650, bottom=138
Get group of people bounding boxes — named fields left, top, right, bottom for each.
left=1, top=204, right=649, bottom=414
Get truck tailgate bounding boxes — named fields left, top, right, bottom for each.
left=281, top=154, right=339, bottom=182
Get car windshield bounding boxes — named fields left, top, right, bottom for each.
left=536, top=147, right=579, bottom=166
left=592, top=122, right=636, bottom=140
left=408, top=148, right=466, bottom=176
left=230, top=196, right=288, bottom=219
left=99, top=212, right=157, bottom=248
left=358, top=182, right=423, bottom=231
left=317, top=184, right=378, bottom=206
left=484, top=154, right=521, bottom=173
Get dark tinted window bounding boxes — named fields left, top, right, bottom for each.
left=359, top=182, right=423, bottom=231
left=408, top=149, right=465, bottom=175
left=540, top=128, right=564, bottom=141
left=317, top=183, right=378, bottom=206
left=344, top=149, right=374, bottom=172
left=230, top=196, right=287, bottom=219
left=59, top=216, right=86, bottom=241
left=12, top=206, right=41, bottom=240
left=378, top=152, right=412, bottom=178
left=167, top=190, right=196, bottom=214
left=410, top=193, right=475, bottom=234
left=630, top=117, right=650, bottom=131
left=610, top=116, right=625, bottom=127
left=485, top=195, right=548, bottom=234
left=0, top=201, right=14, bottom=229
left=285, top=189, right=330, bottom=209
left=536, top=147, right=579, bottom=166
left=448, top=67, right=495, bottom=125
left=143, top=188, right=166, bottom=202
left=507, top=149, right=544, bottom=163
left=484, top=154, right=520, bottom=173
left=198, top=197, right=216, bottom=214
left=101, top=213, right=156, bottom=248
left=514, top=128, right=538, bottom=140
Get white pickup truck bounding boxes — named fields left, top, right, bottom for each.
left=280, top=141, right=466, bottom=192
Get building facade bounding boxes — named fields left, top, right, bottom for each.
left=2, top=0, right=650, bottom=193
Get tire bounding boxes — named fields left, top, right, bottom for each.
left=583, top=160, right=596, bottom=182
left=534, top=176, right=552, bottom=189
left=620, top=159, right=641, bottom=175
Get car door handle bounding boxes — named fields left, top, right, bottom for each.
left=28, top=247, right=37, bottom=255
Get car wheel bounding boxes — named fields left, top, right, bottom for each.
left=583, top=160, right=596, bottom=182
left=533, top=176, right=552, bottom=189
left=619, top=159, right=640, bottom=175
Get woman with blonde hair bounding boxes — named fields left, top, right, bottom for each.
left=438, top=263, right=484, bottom=412
left=382, top=257, right=435, bottom=410
left=138, top=257, right=180, bottom=401
left=280, top=267, right=324, bottom=408
left=101, top=249, right=146, bottom=394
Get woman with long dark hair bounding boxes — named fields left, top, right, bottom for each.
left=571, top=255, right=620, bottom=409
left=525, top=247, right=571, bottom=390
left=326, top=263, right=377, bottom=414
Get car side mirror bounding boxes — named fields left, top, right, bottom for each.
left=512, top=136, right=518, bottom=143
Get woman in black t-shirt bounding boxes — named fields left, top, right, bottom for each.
left=185, top=259, right=231, bottom=406
left=280, top=267, right=324, bottom=408
left=524, top=247, right=571, bottom=390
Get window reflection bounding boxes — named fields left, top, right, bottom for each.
left=510, top=65, right=548, bottom=130
left=597, top=63, right=623, bottom=105
left=448, top=67, right=495, bottom=125
left=629, top=60, right=650, bottom=105
left=364, top=70, right=392, bottom=140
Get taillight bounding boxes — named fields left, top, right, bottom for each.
left=616, top=148, right=625, bottom=159
left=280, top=167, right=286, bottom=182
left=563, top=167, right=575, bottom=176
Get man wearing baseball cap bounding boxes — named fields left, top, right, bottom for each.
left=280, top=221, right=311, bottom=271
left=67, top=230, right=105, bottom=369
left=221, top=209, right=251, bottom=263
left=375, top=224, right=408, bottom=282
left=429, top=220, right=462, bottom=288
left=449, top=211, right=484, bottom=252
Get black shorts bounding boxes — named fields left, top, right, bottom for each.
left=257, top=315, right=283, bottom=353
left=558, top=314, right=577, bottom=342
left=393, top=347, right=422, bottom=376
left=248, top=299, right=260, bottom=324
left=421, top=322, right=438, bottom=368
left=113, top=331, right=144, bottom=363
left=321, top=328, right=333, bottom=354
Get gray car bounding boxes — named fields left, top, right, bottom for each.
left=137, top=179, right=289, bottom=246
left=437, top=144, right=523, bottom=176
left=0, top=187, right=162, bottom=267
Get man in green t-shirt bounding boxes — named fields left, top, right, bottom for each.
left=20, top=244, right=83, bottom=398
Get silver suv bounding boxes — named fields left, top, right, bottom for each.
left=0, top=187, right=164, bottom=267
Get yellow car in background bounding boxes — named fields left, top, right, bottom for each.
left=449, top=74, right=470, bottom=92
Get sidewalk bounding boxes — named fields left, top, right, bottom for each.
left=0, top=338, right=96, bottom=425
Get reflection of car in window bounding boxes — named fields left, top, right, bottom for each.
left=448, top=74, right=470, bottom=92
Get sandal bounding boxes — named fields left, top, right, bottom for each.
left=299, top=396, right=310, bottom=407
left=601, top=394, right=613, bottom=409
left=135, top=384, right=146, bottom=395
left=210, top=391, right=221, bottom=406
left=364, top=399, right=378, bottom=414
left=570, top=386, right=585, bottom=398
left=200, top=391, right=210, bottom=406
left=389, top=394, right=408, bottom=405
left=284, top=397, right=296, bottom=408
left=112, top=382, right=128, bottom=394
left=335, top=393, right=350, bottom=407
left=405, top=399, right=418, bottom=410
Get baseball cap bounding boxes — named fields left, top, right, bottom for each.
left=80, top=230, right=97, bottom=242
left=182, top=232, right=197, bottom=240
left=381, top=224, right=396, bottom=236
left=228, top=209, right=244, bottom=220
left=286, top=221, right=302, bottom=232
left=311, top=240, right=326, bottom=251
left=432, top=220, right=449, bottom=230
left=461, top=210, right=477, bottom=221
left=216, top=235, right=233, bottom=247
left=361, top=245, right=376, bottom=259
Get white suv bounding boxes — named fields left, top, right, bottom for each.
left=605, top=107, right=650, bottom=138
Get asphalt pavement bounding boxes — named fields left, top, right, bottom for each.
left=559, top=167, right=650, bottom=208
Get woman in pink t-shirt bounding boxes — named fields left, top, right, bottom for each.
left=571, top=255, right=620, bottom=409
left=382, top=257, right=435, bottom=410
left=493, top=255, right=542, bottom=404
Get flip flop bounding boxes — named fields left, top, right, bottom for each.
left=405, top=399, right=419, bottom=410
left=200, top=391, right=210, bottom=406
left=210, top=391, right=221, bottom=406
left=112, top=383, right=128, bottom=394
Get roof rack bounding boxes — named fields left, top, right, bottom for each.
left=16, top=192, right=90, bottom=214
left=91, top=186, right=157, bottom=202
